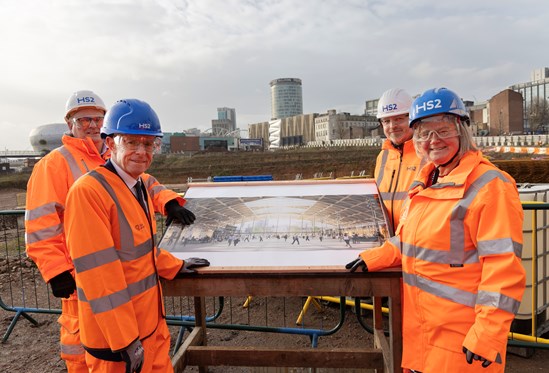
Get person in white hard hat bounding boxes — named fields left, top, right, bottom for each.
left=25, top=90, right=195, bottom=373
left=26, top=90, right=108, bottom=372
left=64, top=90, right=108, bottom=154
left=374, top=88, right=423, bottom=232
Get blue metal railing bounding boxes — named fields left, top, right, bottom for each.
left=0, top=209, right=347, bottom=350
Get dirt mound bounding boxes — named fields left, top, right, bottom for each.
left=492, top=159, right=549, bottom=183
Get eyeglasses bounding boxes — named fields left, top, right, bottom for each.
left=114, top=135, right=162, bottom=153
left=413, top=121, right=460, bottom=142
left=380, top=115, right=408, bottom=127
left=72, top=116, right=104, bottom=130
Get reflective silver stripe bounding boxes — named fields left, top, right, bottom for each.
left=449, top=170, right=511, bottom=264
left=477, top=290, right=521, bottom=315
left=404, top=269, right=521, bottom=314
left=380, top=191, right=408, bottom=201
left=477, top=238, right=523, bottom=258
left=25, top=224, right=63, bottom=244
left=402, top=242, right=479, bottom=264
left=88, top=171, right=150, bottom=256
left=376, top=150, right=389, bottom=186
left=119, top=239, right=153, bottom=262
left=150, top=184, right=167, bottom=196
left=403, top=272, right=477, bottom=308
left=60, top=343, right=85, bottom=355
left=73, top=171, right=157, bottom=314
left=142, top=174, right=158, bottom=189
left=25, top=201, right=63, bottom=221
left=388, top=235, right=401, bottom=247
left=73, top=246, right=119, bottom=273
left=77, top=273, right=158, bottom=314
left=73, top=240, right=153, bottom=274
left=77, top=285, right=130, bottom=314
left=56, top=146, right=84, bottom=181
left=143, top=175, right=168, bottom=200
left=429, top=182, right=458, bottom=189
left=409, top=180, right=424, bottom=190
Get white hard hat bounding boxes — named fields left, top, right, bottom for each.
left=376, top=88, right=413, bottom=119
left=64, top=90, right=106, bottom=120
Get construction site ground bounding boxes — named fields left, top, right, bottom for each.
left=1, top=147, right=548, bottom=372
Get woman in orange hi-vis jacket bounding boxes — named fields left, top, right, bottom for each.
left=26, top=92, right=200, bottom=373
left=347, top=88, right=525, bottom=373
left=65, top=98, right=209, bottom=373
left=374, top=88, right=424, bottom=232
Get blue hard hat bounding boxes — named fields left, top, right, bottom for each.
left=409, top=88, right=470, bottom=127
left=101, top=99, right=163, bottom=138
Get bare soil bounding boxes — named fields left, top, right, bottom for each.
left=1, top=291, right=548, bottom=372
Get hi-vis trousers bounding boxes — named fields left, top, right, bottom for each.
left=85, top=318, right=173, bottom=373
left=59, top=296, right=88, bottom=373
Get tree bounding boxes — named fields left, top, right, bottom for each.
left=527, top=97, right=549, bottom=133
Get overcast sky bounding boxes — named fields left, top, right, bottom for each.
left=1, top=0, right=547, bottom=150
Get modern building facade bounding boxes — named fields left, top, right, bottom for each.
left=270, top=78, right=303, bottom=120
left=248, top=120, right=270, bottom=148
left=510, top=67, right=549, bottom=133
left=211, top=107, right=237, bottom=136
left=249, top=113, right=317, bottom=149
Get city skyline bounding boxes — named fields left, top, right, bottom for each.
left=1, top=0, right=547, bottom=150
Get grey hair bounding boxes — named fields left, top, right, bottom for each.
left=457, top=118, right=478, bottom=156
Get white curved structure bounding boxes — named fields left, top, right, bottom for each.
left=268, top=119, right=281, bottom=150
left=29, top=123, right=67, bottom=153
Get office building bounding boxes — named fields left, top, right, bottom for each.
left=510, top=67, right=549, bottom=133
left=212, top=107, right=237, bottom=136
left=364, top=98, right=379, bottom=117
left=270, top=78, right=303, bottom=120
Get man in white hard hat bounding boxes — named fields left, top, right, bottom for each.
left=25, top=90, right=108, bottom=372
left=25, top=90, right=195, bottom=372
left=374, top=88, right=423, bottom=232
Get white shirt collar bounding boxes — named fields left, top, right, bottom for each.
left=110, top=158, right=141, bottom=192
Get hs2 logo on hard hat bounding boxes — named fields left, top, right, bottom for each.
left=77, top=97, right=96, bottom=104
left=138, top=123, right=151, bottom=129
left=414, top=99, right=442, bottom=113
left=382, top=104, right=397, bottom=112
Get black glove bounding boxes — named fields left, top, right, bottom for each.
left=463, top=346, right=493, bottom=368
left=345, top=257, right=368, bottom=272
left=121, top=339, right=144, bottom=373
left=180, top=257, right=210, bottom=274
left=165, top=199, right=196, bottom=226
left=49, top=270, right=76, bottom=298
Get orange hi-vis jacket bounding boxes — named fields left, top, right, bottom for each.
left=25, top=135, right=183, bottom=283
left=361, top=151, right=525, bottom=373
left=374, top=138, right=423, bottom=232
left=64, top=165, right=183, bottom=353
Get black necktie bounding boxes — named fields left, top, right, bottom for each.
left=135, top=179, right=148, bottom=213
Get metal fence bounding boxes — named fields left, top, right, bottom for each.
left=0, top=210, right=354, bottom=351
left=2, top=204, right=549, bottom=350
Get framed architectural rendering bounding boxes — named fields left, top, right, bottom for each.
left=158, top=179, right=390, bottom=271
